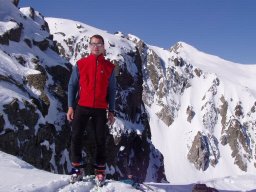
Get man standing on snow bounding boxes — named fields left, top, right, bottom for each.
left=67, top=34, right=116, bottom=185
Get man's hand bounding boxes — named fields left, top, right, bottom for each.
left=67, top=107, right=74, bottom=122
left=108, top=111, right=115, bottom=126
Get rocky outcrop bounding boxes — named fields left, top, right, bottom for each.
left=0, top=74, right=26, bottom=92
left=24, top=38, right=32, bottom=48
left=156, top=105, right=174, bottom=126
left=187, top=106, right=195, bottom=123
left=221, top=119, right=251, bottom=171
left=25, top=7, right=36, bottom=20
left=192, top=184, right=219, bottom=192
left=26, top=63, right=50, bottom=116
left=0, top=32, right=9, bottom=45
left=0, top=21, right=22, bottom=44
left=8, top=21, right=22, bottom=42
left=188, top=131, right=219, bottom=171
left=3, top=98, right=39, bottom=131
left=0, top=114, right=4, bottom=133
left=11, top=0, right=19, bottom=6
left=33, top=39, right=49, bottom=51
left=219, top=95, right=228, bottom=133
left=188, top=132, right=210, bottom=171
left=46, top=64, right=71, bottom=110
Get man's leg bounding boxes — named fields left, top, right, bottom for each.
left=71, top=105, right=89, bottom=165
left=93, top=109, right=107, bottom=165
left=92, top=109, right=107, bottom=184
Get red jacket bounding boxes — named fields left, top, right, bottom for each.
left=76, top=54, right=115, bottom=109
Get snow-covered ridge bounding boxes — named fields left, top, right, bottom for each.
left=46, top=17, right=137, bottom=66
left=0, top=0, right=164, bottom=186
left=47, top=13, right=256, bottom=187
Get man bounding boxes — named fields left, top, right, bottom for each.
left=67, top=34, right=116, bottom=185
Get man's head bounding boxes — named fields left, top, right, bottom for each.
left=89, top=34, right=105, bottom=56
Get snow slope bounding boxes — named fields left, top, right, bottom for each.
left=147, top=43, right=256, bottom=185
left=0, top=151, right=165, bottom=192
left=1, top=151, right=256, bottom=192
left=0, top=151, right=256, bottom=192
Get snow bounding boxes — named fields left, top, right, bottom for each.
left=1, top=0, right=256, bottom=191
left=145, top=44, right=256, bottom=191
left=45, top=17, right=138, bottom=74
left=1, top=150, right=256, bottom=191
left=0, top=151, right=166, bottom=192
left=175, top=42, right=256, bottom=91
left=0, top=21, right=18, bottom=35
left=44, top=18, right=256, bottom=189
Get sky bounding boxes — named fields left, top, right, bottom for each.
left=18, top=0, right=256, bottom=64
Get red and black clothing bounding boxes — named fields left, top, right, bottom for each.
left=68, top=54, right=115, bottom=166
left=68, top=54, right=116, bottom=111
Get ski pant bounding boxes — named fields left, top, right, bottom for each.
left=71, top=105, right=107, bottom=166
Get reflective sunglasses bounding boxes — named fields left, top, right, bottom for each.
left=89, top=43, right=104, bottom=47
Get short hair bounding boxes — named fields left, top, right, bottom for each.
left=90, top=34, right=104, bottom=44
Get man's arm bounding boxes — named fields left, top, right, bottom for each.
left=107, top=70, right=116, bottom=125
left=67, top=65, right=79, bottom=121
left=108, top=70, right=116, bottom=112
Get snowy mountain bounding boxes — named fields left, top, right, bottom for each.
left=1, top=0, right=256, bottom=191
left=0, top=0, right=164, bottom=183
left=0, top=0, right=75, bottom=175
left=46, top=14, right=256, bottom=181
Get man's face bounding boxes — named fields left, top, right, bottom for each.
left=89, top=37, right=105, bottom=56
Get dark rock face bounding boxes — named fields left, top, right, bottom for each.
left=109, top=131, right=150, bottom=180
left=0, top=99, right=53, bottom=171
left=24, top=38, right=32, bottom=48
left=11, top=0, right=19, bottom=6
left=25, top=7, right=35, bottom=20
left=26, top=64, right=50, bottom=117
left=188, top=132, right=211, bottom=171
left=0, top=21, right=22, bottom=44
left=33, top=39, right=49, bottom=51
left=187, top=106, right=195, bottom=123
left=8, top=22, right=22, bottom=42
left=111, top=47, right=165, bottom=181
left=192, top=184, right=219, bottom=192
left=187, top=131, right=219, bottom=171
left=219, top=95, right=228, bottom=133
left=221, top=119, right=251, bottom=171
left=0, top=114, right=5, bottom=133
left=46, top=65, right=71, bottom=110
left=0, top=32, right=9, bottom=45
left=156, top=105, right=174, bottom=126
left=3, top=98, right=39, bottom=130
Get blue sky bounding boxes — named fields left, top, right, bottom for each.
left=19, top=0, right=256, bottom=64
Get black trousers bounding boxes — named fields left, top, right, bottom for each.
left=71, top=105, right=107, bottom=166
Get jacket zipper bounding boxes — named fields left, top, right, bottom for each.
left=93, top=58, right=98, bottom=107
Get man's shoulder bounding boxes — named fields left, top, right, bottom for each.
left=77, top=55, right=90, bottom=65
left=104, top=59, right=115, bottom=68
